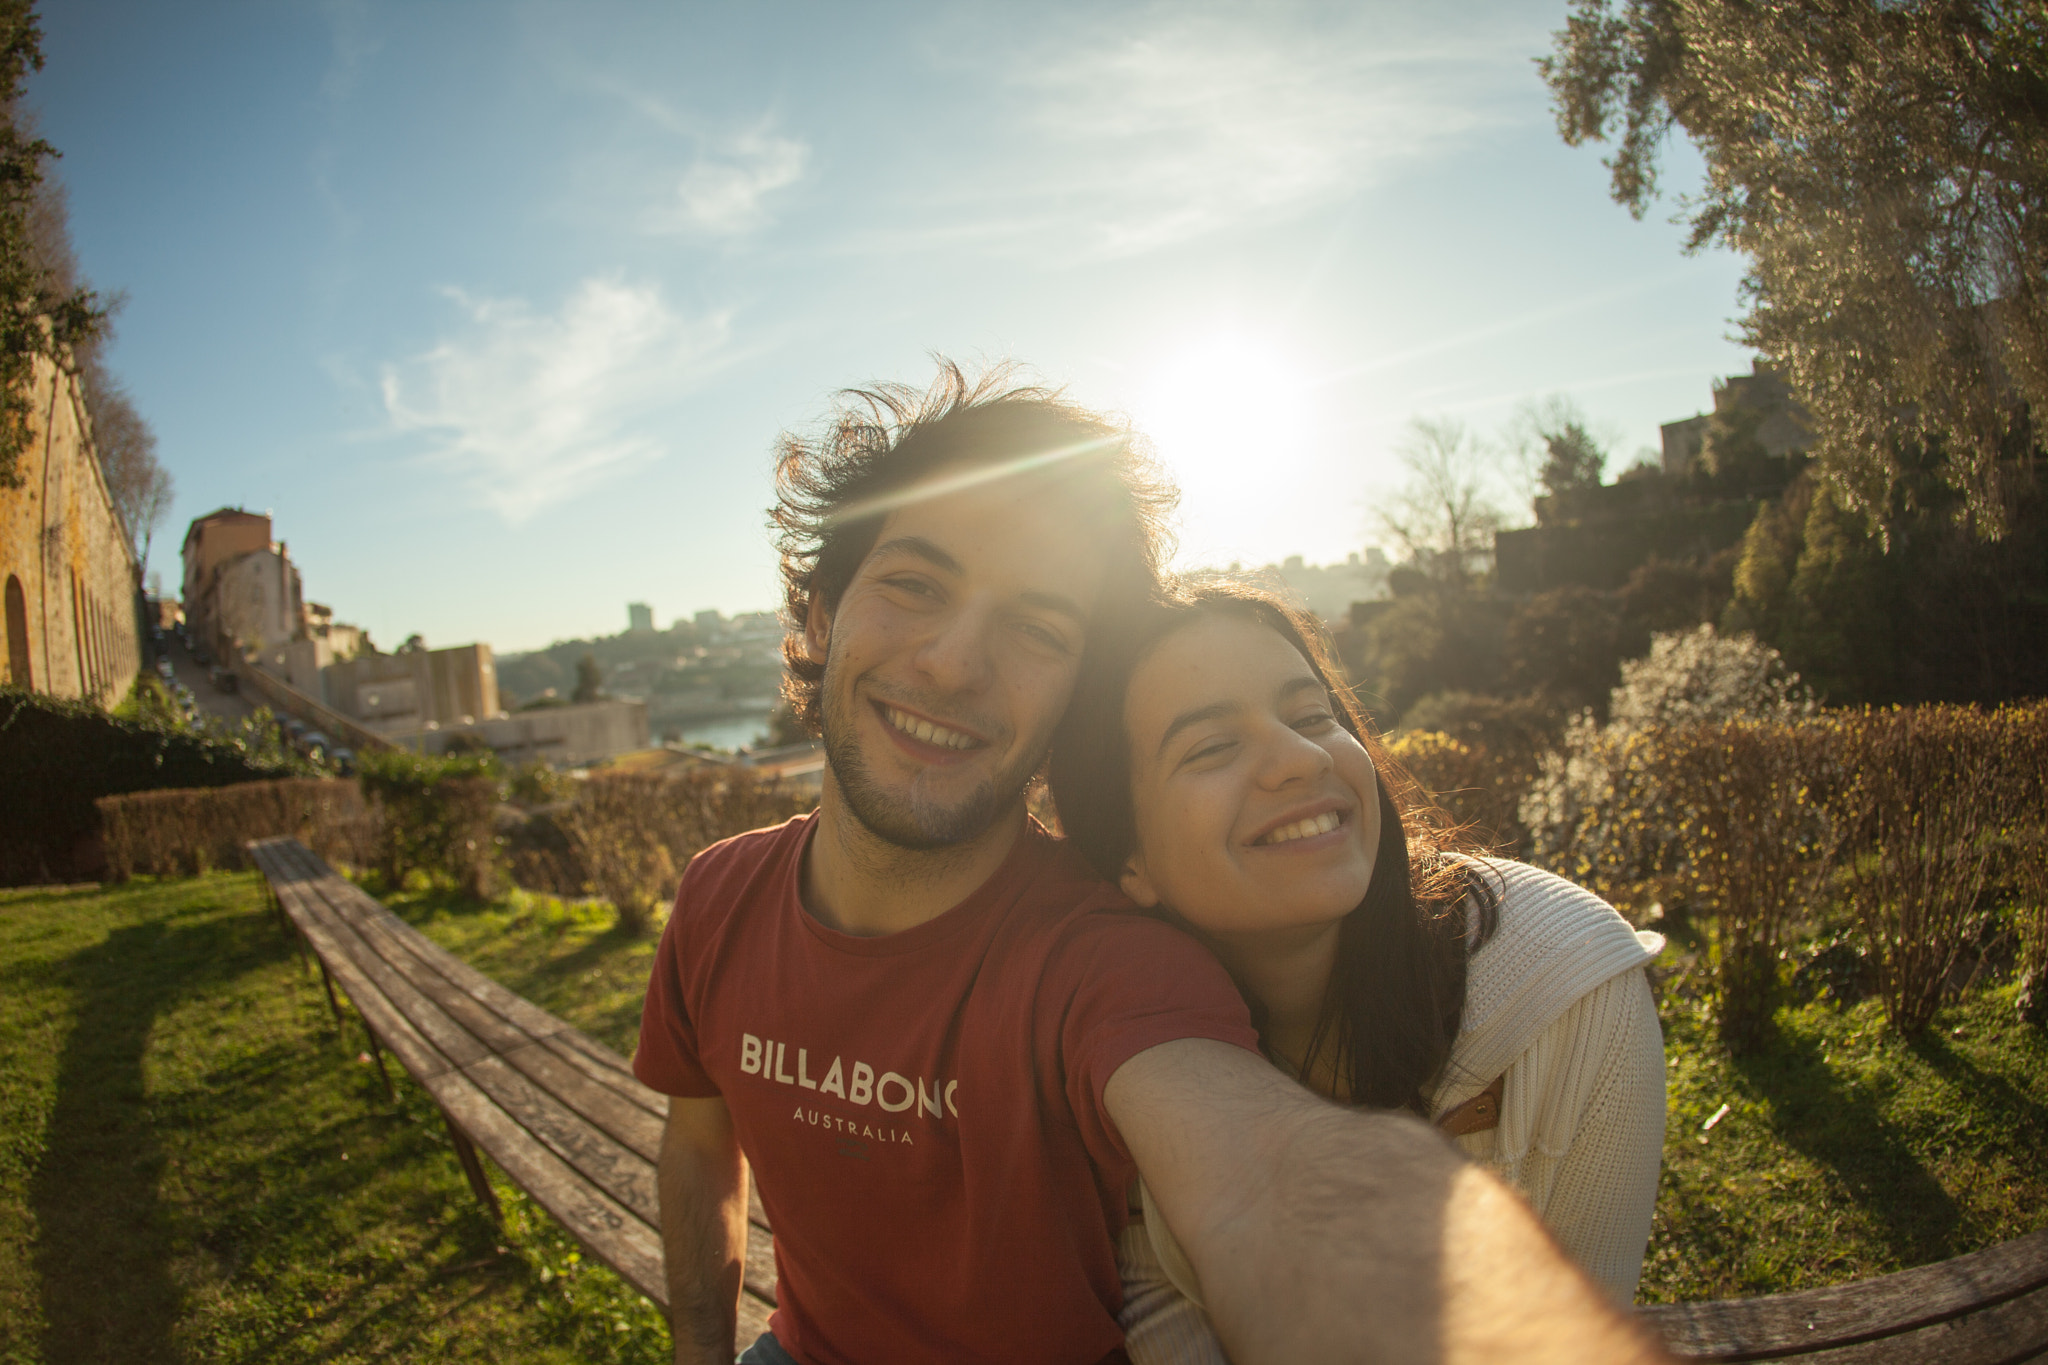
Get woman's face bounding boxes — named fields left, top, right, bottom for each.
left=1118, top=612, right=1382, bottom=938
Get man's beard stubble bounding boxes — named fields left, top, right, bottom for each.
left=818, top=660, right=1026, bottom=852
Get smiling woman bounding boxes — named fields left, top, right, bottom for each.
left=1047, top=582, right=1668, bottom=1359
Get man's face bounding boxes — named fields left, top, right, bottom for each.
left=807, top=474, right=1112, bottom=849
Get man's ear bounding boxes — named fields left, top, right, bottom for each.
left=1119, top=852, right=1161, bottom=908
left=803, top=593, right=832, bottom=666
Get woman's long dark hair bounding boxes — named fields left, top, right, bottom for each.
left=1049, top=583, right=1500, bottom=1115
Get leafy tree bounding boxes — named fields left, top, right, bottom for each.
left=0, top=2, right=106, bottom=489
left=1502, top=586, right=1636, bottom=718
left=1542, top=0, right=2048, bottom=537
left=22, top=134, right=170, bottom=559
left=1509, top=395, right=1610, bottom=499
left=572, top=653, right=604, bottom=704
left=1378, top=416, right=1505, bottom=588
left=89, top=370, right=172, bottom=562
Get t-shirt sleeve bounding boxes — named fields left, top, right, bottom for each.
left=1054, top=912, right=1262, bottom=1171
left=631, top=880, right=723, bottom=1098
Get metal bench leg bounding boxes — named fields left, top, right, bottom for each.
left=440, top=1108, right=503, bottom=1224
left=315, top=959, right=344, bottom=1025
left=355, top=1014, right=397, bottom=1102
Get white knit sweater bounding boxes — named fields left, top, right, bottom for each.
left=1120, top=860, right=1667, bottom=1364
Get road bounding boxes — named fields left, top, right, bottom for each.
left=152, top=631, right=260, bottom=727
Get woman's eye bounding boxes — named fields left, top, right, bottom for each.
left=1292, top=711, right=1337, bottom=733
left=1185, top=739, right=1235, bottom=765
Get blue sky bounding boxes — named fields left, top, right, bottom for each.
left=33, top=0, right=1750, bottom=654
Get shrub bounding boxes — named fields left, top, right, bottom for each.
left=557, top=768, right=813, bottom=934
left=1522, top=625, right=1814, bottom=904
left=0, top=684, right=294, bottom=884
left=1392, top=691, right=1558, bottom=849
left=1821, top=704, right=2044, bottom=1036
left=96, top=778, right=374, bottom=879
left=1660, top=719, right=1839, bottom=1051
left=357, top=748, right=502, bottom=899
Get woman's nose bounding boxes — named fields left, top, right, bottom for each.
left=1255, top=721, right=1332, bottom=787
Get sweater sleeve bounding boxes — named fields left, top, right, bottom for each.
left=1513, top=966, right=1666, bottom=1303
left=1116, top=1214, right=1230, bottom=1365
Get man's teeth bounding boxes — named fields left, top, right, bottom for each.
left=885, top=706, right=976, bottom=750
left=1260, top=811, right=1342, bottom=846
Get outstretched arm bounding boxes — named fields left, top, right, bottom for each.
left=1104, top=1038, right=1667, bottom=1365
left=657, top=1096, right=750, bottom=1365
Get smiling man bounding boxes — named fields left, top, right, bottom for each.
left=632, top=363, right=1662, bottom=1365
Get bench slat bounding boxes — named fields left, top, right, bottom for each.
left=1787, top=1281, right=2048, bottom=1365
left=535, top=1032, right=670, bottom=1125
left=464, top=1053, right=661, bottom=1227
left=433, top=1063, right=669, bottom=1305
left=495, top=1039, right=667, bottom=1164
left=268, top=871, right=460, bottom=1084
left=1647, top=1230, right=2048, bottom=1360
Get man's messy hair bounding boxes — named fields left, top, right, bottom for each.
left=772, top=358, right=1178, bottom=734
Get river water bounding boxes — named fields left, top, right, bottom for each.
left=672, top=711, right=775, bottom=753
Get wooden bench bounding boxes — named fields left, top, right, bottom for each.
left=246, top=836, right=779, bottom=1339
left=249, top=836, right=2047, bottom=1361
left=1638, top=1229, right=2048, bottom=1362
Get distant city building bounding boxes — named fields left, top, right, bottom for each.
left=1255, top=550, right=1391, bottom=623
left=323, top=641, right=499, bottom=734
left=409, top=698, right=649, bottom=768
left=628, top=601, right=654, bottom=633
left=0, top=351, right=141, bottom=701
left=694, top=608, right=723, bottom=637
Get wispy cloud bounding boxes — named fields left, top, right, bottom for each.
left=381, top=277, right=735, bottom=524
left=646, top=127, right=809, bottom=235
left=875, top=4, right=1540, bottom=263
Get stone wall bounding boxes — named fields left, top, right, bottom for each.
left=0, top=351, right=141, bottom=703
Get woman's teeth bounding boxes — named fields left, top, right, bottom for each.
left=885, top=705, right=976, bottom=750
left=1259, top=811, right=1342, bottom=846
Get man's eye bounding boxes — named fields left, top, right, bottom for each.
left=884, top=576, right=938, bottom=599
left=1017, top=620, right=1070, bottom=652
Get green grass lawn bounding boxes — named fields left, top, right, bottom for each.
left=1643, top=982, right=2048, bottom=1302
left=0, top=873, right=667, bottom=1365
left=3, top=873, right=2045, bottom=1363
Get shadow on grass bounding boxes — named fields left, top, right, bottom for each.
left=1732, top=1023, right=1960, bottom=1267
left=30, top=909, right=278, bottom=1364
left=1905, top=1030, right=2048, bottom=1158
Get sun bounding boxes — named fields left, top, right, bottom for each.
left=1134, top=331, right=1315, bottom=565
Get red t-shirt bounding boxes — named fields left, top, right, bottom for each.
left=634, top=811, right=1258, bottom=1365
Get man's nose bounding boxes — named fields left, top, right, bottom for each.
left=912, top=603, right=996, bottom=694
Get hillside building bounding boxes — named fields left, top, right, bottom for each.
left=179, top=508, right=309, bottom=656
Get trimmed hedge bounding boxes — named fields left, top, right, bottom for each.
left=96, top=778, right=374, bottom=880
left=0, top=685, right=294, bottom=884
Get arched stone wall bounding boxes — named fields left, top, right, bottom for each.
left=0, top=350, right=141, bottom=704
